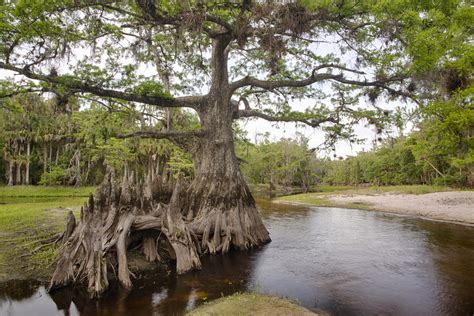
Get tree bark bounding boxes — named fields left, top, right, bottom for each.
left=15, top=161, right=21, bottom=185
left=7, top=160, right=14, bottom=186
left=25, top=140, right=31, bottom=185
left=184, top=89, right=270, bottom=253
left=4, top=148, right=13, bottom=186
left=43, top=143, right=48, bottom=174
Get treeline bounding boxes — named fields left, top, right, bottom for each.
left=1, top=85, right=472, bottom=188
left=325, top=88, right=473, bottom=187
left=237, top=133, right=323, bottom=192
left=238, top=88, right=473, bottom=188
left=0, top=94, right=194, bottom=186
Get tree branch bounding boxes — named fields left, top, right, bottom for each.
left=230, top=66, right=417, bottom=103
left=0, top=62, right=205, bottom=109
left=331, top=76, right=418, bottom=104
left=237, top=109, right=338, bottom=128
left=0, top=87, right=48, bottom=99
left=230, top=66, right=404, bottom=92
left=230, top=72, right=336, bottom=92
left=117, top=130, right=206, bottom=140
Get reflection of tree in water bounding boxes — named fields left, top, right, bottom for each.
left=50, top=248, right=261, bottom=315
left=49, top=287, right=75, bottom=316
left=155, top=250, right=258, bottom=315
left=0, top=279, right=41, bottom=301
left=416, top=220, right=474, bottom=315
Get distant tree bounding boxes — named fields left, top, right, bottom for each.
left=238, top=133, right=319, bottom=191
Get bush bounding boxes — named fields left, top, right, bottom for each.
left=39, top=166, right=66, bottom=185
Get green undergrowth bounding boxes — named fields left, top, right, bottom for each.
left=0, top=185, right=95, bottom=197
left=0, top=187, right=90, bottom=280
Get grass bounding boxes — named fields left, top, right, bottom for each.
left=187, top=292, right=318, bottom=316
left=0, top=185, right=95, bottom=197
left=310, top=184, right=458, bottom=195
left=0, top=186, right=92, bottom=280
left=277, top=194, right=335, bottom=207
left=0, top=197, right=85, bottom=233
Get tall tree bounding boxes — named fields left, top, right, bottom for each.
left=1, top=0, right=471, bottom=296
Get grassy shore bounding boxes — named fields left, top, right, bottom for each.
left=0, top=185, right=95, bottom=197
left=276, top=184, right=474, bottom=226
left=187, top=293, right=319, bottom=316
left=276, top=184, right=460, bottom=209
left=0, top=186, right=94, bottom=280
left=310, top=184, right=459, bottom=194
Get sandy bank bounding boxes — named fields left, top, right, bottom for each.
left=275, top=190, right=474, bottom=225
left=329, top=191, right=474, bottom=225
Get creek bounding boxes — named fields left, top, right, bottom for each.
left=1, top=198, right=473, bottom=315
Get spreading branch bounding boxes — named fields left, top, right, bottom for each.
left=230, top=71, right=336, bottom=92
left=237, top=109, right=338, bottom=128
left=229, top=65, right=416, bottom=103
left=117, top=130, right=206, bottom=140
left=0, top=62, right=205, bottom=109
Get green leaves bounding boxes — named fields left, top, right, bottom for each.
left=326, top=84, right=473, bottom=187
left=127, top=81, right=172, bottom=98
left=238, top=134, right=318, bottom=187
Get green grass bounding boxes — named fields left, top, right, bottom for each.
left=0, top=197, right=85, bottom=232
left=277, top=194, right=335, bottom=206
left=311, top=184, right=458, bottom=195
left=0, top=186, right=91, bottom=279
left=187, top=292, right=316, bottom=315
left=0, top=185, right=95, bottom=197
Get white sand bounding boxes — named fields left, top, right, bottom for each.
left=329, top=191, right=474, bottom=225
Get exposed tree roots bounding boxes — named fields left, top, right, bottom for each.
left=49, top=168, right=270, bottom=297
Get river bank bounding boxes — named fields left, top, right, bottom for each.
left=277, top=189, right=474, bottom=226
left=0, top=186, right=94, bottom=281
left=187, top=293, right=320, bottom=315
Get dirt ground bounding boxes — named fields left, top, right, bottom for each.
left=329, top=191, right=474, bottom=225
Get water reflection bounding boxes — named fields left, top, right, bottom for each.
left=0, top=201, right=473, bottom=315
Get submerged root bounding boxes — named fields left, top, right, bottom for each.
left=142, top=236, right=161, bottom=262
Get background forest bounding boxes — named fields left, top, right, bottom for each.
left=1, top=84, right=472, bottom=189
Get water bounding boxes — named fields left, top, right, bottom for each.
left=1, top=199, right=473, bottom=315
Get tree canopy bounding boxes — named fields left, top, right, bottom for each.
left=1, top=0, right=471, bottom=144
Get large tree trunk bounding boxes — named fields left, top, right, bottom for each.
left=184, top=36, right=269, bottom=253
left=49, top=110, right=270, bottom=297
left=185, top=99, right=270, bottom=253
